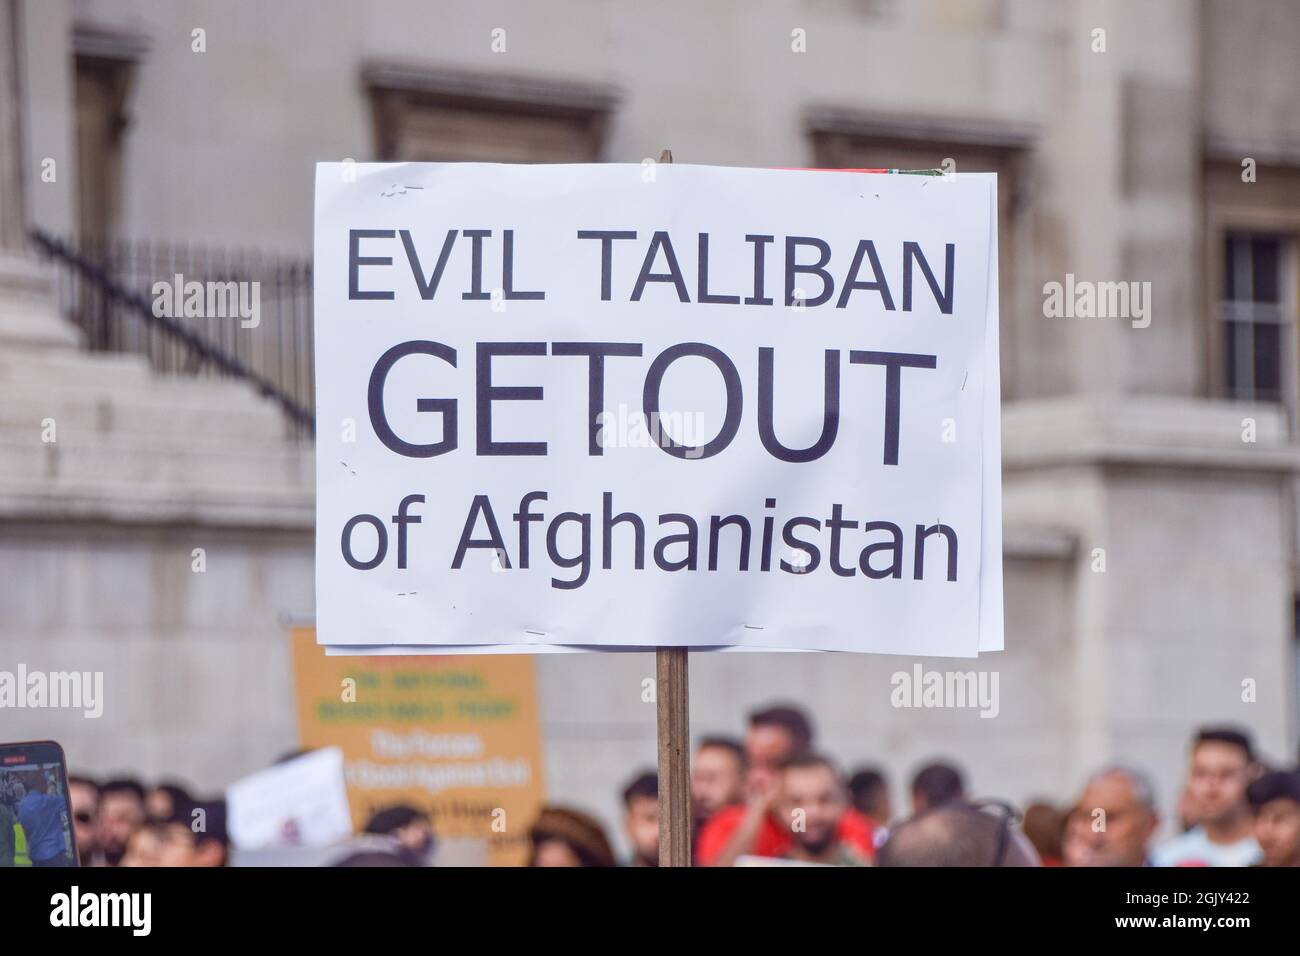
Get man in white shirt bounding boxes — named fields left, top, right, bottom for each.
left=1152, top=727, right=1262, bottom=867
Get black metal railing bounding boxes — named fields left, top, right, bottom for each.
left=31, top=230, right=315, bottom=439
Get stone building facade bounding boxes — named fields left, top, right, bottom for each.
left=3, top=0, right=1299, bottom=852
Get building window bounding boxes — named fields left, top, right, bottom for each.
left=1202, top=158, right=1300, bottom=418
left=363, top=63, right=619, bottom=164
left=72, top=24, right=149, bottom=243
left=1222, top=233, right=1293, bottom=405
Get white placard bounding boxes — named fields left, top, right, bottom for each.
left=314, top=162, right=1001, bottom=656
left=225, top=747, right=353, bottom=850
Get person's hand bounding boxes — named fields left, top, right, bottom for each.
left=745, top=773, right=781, bottom=818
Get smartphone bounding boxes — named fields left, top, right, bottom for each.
left=0, top=740, right=79, bottom=867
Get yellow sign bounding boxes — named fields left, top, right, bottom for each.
left=291, top=628, right=545, bottom=866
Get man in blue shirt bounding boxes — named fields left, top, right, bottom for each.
left=16, top=776, right=73, bottom=866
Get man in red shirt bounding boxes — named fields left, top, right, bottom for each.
left=774, top=754, right=870, bottom=865
left=696, top=704, right=874, bottom=865
left=690, top=737, right=746, bottom=839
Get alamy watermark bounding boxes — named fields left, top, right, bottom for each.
left=0, top=665, right=103, bottom=718
left=596, top=403, right=708, bottom=458
left=50, top=887, right=150, bottom=936
left=152, top=274, right=260, bottom=328
left=1042, top=273, right=1151, bottom=329
left=890, top=663, right=999, bottom=718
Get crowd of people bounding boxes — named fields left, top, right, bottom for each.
left=528, top=706, right=1300, bottom=868
left=52, top=704, right=1300, bottom=868
left=59, top=768, right=440, bottom=868
left=59, top=778, right=228, bottom=868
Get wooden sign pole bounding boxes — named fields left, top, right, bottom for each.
left=655, top=148, right=692, bottom=868
left=656, top=645, right=691, bottom=866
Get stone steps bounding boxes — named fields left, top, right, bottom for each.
left=0, top=264, right=314, bottom=527
left=0, top=432, right=311, bottom=487
left=0, top=345, right=154, bottom=389
left=0, top=341, right=307, bottom=445
left=0, top=389, right=298, bottom=444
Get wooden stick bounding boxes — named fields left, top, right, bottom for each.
left=656, top=645, right=691, bottom=866
left=654, top=146, right=691, bottom=868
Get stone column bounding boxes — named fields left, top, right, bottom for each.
left=0, top=0, right=78, bottom=347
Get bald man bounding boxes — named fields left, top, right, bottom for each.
left=878, top=801, right=1039, bottom=867
left=1063, top=766, right=1160, bottom=867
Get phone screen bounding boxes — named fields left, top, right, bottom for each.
left=0, top=740, right=79, bottom=867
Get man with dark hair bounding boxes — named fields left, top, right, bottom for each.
left=878, top=801, right=1040, bottom=867
left=910, top=761, right=966, bottom=813
left=146, top=782, right=193, bottom=824
left=319, top=804, right=433, bottom=868
left=847, top=766, right=892, bottom=825
left=97, top=778, right=147, bottom=866
left=1153, top=726, right=1262, bottom=867
left=774, top=754, right=868, bottom=866
left=696, top=702, right=873, bottom=865
left=749, top=705, right=814, bottom=754
left=191, top=798, right=230, bottom=867
left=742, top=703, right=813, bottom=802
left=691, top=736, right=745, bottom=839
left=67, top=775, right=100, bottom=866
left=119, top=797, right=227, bottom=867
left=621, top=771, right=659, bottom=866
left=121, top=818, right=222, bottom=867
left=1246, top=770, right=1300, bottom=867
left=363, top=804, right=436, bottom=866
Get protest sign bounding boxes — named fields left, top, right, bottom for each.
left=291, top=627, right=546, bottom=866
left=225, top=746, right=353, bottom=850
left=314, top=162, right=1001, bottom=656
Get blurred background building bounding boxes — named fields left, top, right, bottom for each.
left=2, top=0, right=1299, bottom=857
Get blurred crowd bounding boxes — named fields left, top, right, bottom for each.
left=530, top=707, right=1300, bottom=868
left=53, top=704, right=1300, bottom=868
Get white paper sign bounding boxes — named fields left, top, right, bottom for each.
left=225, top=747, right=353, bottom=850
left=314, top=162, right=1001, bottom=656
